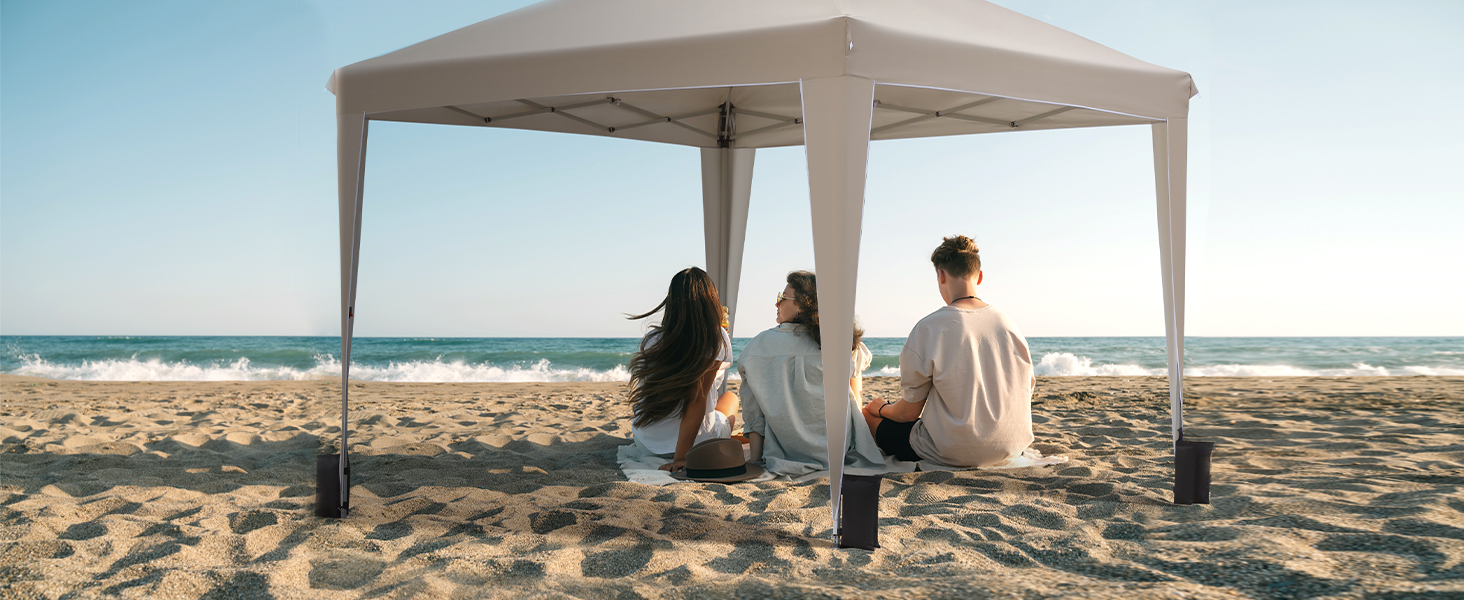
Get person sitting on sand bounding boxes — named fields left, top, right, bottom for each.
left=862, top=236, right=1035, bottom=467
left=737, top=270, right=899, bottom=476
left=627, top=267, right=741, bottom=473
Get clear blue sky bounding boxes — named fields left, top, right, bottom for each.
left=3, top=0, right=1461, bottom=338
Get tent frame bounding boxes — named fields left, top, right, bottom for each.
left=445, top=94, right=1109, bottom=145
left=330, top=87, right=1188, bottom=537
left=324, top=2, right=1194, bottom=538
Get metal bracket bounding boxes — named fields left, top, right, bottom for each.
left=716, top=102, right=735, bottom=148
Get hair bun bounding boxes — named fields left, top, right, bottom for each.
left=946, top=235, right=978, bottom=252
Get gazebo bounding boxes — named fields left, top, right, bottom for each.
left=321, top=0, right=1197, bottom=537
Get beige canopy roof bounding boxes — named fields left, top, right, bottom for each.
left=328, top=0, right=1196, bottom=148
left=324, top=0, right=1197, bottom=533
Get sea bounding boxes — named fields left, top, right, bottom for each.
left=2, top=336, right=1460, bottom=382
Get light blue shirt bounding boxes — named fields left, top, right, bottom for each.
left=737, top=323, right=913, bottom=476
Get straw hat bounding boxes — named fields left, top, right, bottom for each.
left=670, top=438, right=765, bottom=483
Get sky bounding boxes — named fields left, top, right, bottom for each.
left=2, top=0, right=1461, bottom=338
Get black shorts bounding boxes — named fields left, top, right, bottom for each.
left=875, top=418, right=923, bottom=462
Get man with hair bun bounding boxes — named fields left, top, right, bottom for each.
left=861, top=235, right=1036, bottom=467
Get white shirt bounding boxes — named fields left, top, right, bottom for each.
left=901, top=305, right=1034, bottom=467
left=630, top=327, right=733, bottom=456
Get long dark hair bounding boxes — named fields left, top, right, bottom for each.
left=626, top=267, right=725, bottom=428
left=784, top=270, right=863, bottom=350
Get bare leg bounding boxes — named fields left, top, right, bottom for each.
left=715, top=391, right=740, bottom=431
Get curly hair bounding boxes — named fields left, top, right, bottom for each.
left=783, top=270, right=863, bottom=350
left=625, top=268, right=725, bottom=428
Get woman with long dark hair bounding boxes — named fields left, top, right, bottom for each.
left=735, top=271, right=906, bottom=476
left=627, top=267, right=740, bottom=473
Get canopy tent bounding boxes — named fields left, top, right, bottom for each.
left=324, top=0, right=1197, bottom=537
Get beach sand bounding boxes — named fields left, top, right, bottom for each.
left=2, top=374, right=1462, bottom=599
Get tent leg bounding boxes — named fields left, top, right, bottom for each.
left=701, top=146, right=755, bottom=381
left=328, top=112, right=368, bottom=518
left=801, top=76, right=875, bottom=541
left=1152, top=119, right=1187, bottom=450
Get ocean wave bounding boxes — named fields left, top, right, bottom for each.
left=1029, top=353, right=1464, bottom=377
left=9, top=354, right=633, bottom=383
left=11, top=355, right=321, bottom=382
left=8, top=352, right=1461, bottom=382
left=320, top=357, right=631, bottom=383
left=1034, top=353, right=1165, bottom=376
left=865, top=366, right=902, bottom=377
left=1184, top=363, right=1464, bottom=377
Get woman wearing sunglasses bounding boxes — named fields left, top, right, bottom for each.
left=735, top=271, right=906, bottom=476
left=626, top=267, right=740, bottom=474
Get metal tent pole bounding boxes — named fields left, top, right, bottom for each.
left=320, top=112, right=368, bottom=518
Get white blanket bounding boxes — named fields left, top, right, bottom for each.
left=617, top=443, right=1068, bottom=487
left=919, top=447, right=1069, bottom=472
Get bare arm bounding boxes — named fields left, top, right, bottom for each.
left=861, top=395, right=926, bottom=423
left=659, top=361, right=719, bottom=472
left=882, top=344, right=930, bottom=422
left=883, top=397, right=926, bottom=422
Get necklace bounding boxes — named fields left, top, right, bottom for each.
left=949, top=295, right=978, bottom=305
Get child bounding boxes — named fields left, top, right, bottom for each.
left=627, top=267, right=740, bottom=473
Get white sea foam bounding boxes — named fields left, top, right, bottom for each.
left=11, top=354, right=633, bottom=383
left=12, top=355, right=319, bottom=381
left=1181, top=362, right=1463, bottom=377
left=10, top=352, right=1461, bottom=382
left=1029, top=353, right=1464, bottom=377
left=317, top=356, right=631, bottom=383
left=1035, top=353, right=1166, bottom=376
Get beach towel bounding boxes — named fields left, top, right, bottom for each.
left=616, top=441, right=779, bottom=486
left=917, top=447, right=1069, bottom=472
left=617, top=443, right=1068, bottom=486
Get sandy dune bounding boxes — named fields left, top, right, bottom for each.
left=2, top=374, right=1462, bottom=599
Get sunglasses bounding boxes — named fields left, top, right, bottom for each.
left=775, top=293, right=795, bottom=306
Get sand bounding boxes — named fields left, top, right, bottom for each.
left=2, top=374, right=1462, bottom=599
